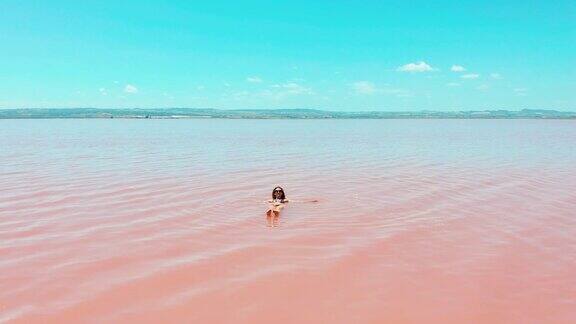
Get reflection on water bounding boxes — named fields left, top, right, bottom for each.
left=266, top=211, right=280, bottom=227
left=1, top=119, right=576, bottom=323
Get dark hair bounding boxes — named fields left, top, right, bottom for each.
left=272, top=186, right=286, bottom=200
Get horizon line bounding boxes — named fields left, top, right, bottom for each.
left=1, top=108, right=575, bottom=113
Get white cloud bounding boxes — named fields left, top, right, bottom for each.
left=451, top=65, right=466, bottom=72
left=99, top=88, right=108, bottom=96
left=289, top=77, right=305, bottom=82
left=351, top=81, right=411, bottom=97
left=124, top=84, right=138, bottom=93
left=229, top=90, right=250, bottom=101
left=514, top=88, right=528, bottom=96
left=446, top=82, right=461, bottom=87
left=352, top=81, right=376, bottom=94
left=490, top=73, right=502, bottom=79
left=476, top=84, right=489, bottom=91
left=197, top=85, right=205, bottom=90
left=229, top=82, right=313, bottom=102
left=246, top=76, right=263, bottom=83
left=397, top=61, right=436, bottom=73
left=461, top=73, right=480, bottom=79
left=270, top=82, right=312, bottom=95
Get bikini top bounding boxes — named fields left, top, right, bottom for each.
left=272, top=198, right=287, bottom=203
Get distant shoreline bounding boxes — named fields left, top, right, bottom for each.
left=1, top=108, right=575, bottom=119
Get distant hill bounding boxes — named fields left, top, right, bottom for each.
left=0, top=108, right=574, bottom=119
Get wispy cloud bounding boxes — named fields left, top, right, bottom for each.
left=446, top=82, right=461, bottom=87
left=476, top=84, right=489, bottom=91
left=490, top=73, right=502, bottom=79
left=397, top=61, right=436, bottom=73
left=246, top=76, right=263, bottom=83
left=450, top=65, right=466, bottom=72
left=124, top=84, right=138, bottom=93
left=351, top=81, right=411, bottom=97
left=514, top=88, right=528, bottom=96
left=352, top=81, right=376, bottom=94
left=270, top=82, right=312, bottom=95
left=230, top=82, right=313, bottom=102
left=461, top=74, right=480, bottom=79
left=99, top=88, right=108, bottom=96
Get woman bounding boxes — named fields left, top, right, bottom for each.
left=265, top=186, right=317, bottom=219
left=266, top=186, right=288, bottom=218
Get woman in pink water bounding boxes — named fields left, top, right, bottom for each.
left=266, top=186, right=317, bottom=226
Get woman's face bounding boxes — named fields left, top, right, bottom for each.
left=273, top=188, right=283, bottom=199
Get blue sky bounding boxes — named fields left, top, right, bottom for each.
left=0, top=1, right=574, bottom=111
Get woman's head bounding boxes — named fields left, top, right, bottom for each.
left=272, top=186, right=286, bottom=200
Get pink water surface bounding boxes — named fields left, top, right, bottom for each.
left=1, top=119, right=575, bottom=323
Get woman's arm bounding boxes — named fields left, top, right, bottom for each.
left=261, top=199, right=318, bottom=204
left=285, top=199, right=318, bottom=203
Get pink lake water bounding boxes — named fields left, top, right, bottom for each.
left=1, top=119, right=575, bottom=323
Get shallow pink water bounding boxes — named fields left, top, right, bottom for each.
left=1, top=119, right=575, bottom=323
